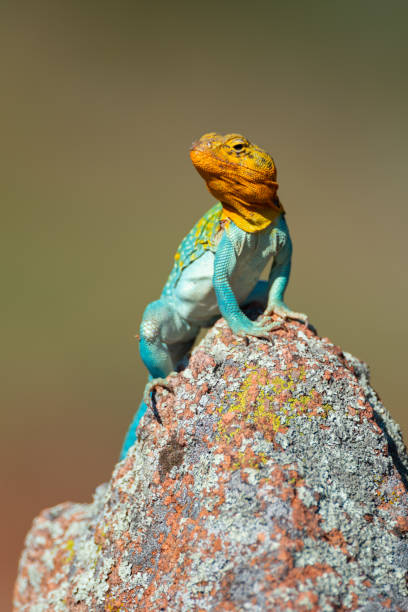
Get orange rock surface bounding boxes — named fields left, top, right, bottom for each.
left=14, top=317, right=408, bottom=611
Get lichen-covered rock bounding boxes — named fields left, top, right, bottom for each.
left=14, top=317, right=408, bottom=611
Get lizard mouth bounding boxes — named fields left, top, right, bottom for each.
left=190, top=132, right=221, bottom=150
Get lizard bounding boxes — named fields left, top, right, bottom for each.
left=120, top=132, right=307, bottom=459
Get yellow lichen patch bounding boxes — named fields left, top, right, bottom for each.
left=63, top=539, right=75, bottom=564
left=216, top=366, right=332, bottom=443
left=286, top=393, right=332, bottom=422
left=105, top=594, right=125, bottom=612
left=231, top=450, right=268, bottom=471
left=374, top=474, right=405, bottom=506
left=388, top=489, right=404, bottom=505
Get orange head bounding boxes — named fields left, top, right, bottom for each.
left=190, top=132, right=282, bottom=216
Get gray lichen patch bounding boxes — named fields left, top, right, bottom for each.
left=13, top=318, right=408, bottom=612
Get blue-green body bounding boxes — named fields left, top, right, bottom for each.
left=161, top=203, right=224, bottom=297
left=120, top=203, right=305, bottom=459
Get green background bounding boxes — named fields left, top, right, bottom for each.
left=2, top=1, right=407, bottom=606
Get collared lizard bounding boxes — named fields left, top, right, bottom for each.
left=120, top=132, right=307, bottom=458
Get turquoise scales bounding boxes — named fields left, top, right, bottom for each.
left=120, top=206, right=307, bottom=459
left=161, top=203, right=223, bottom=297
left=120, top=132, right=309, bottom=459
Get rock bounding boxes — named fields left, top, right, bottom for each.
left=13, top=316, right=408, bottom=611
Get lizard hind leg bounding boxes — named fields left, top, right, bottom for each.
left=139, top=298, right=199, bottom=378
left=120, top=299, right=199, bottom=459
left=139, top=300, right=199, bottom=421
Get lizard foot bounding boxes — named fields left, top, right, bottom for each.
left=233, top=319, right=283, bottom=340
left=262, top=303, right=308, bottom=327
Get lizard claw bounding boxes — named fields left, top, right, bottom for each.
left=143, top=374, right=177, bottom=423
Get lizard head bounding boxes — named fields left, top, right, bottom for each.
left=189, top=132, right=282, bottom=215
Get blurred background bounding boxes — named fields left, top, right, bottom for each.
left=1, top=0, right=407, bottom=607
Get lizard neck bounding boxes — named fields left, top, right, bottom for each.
left=220, top=197, right=284, bottom=233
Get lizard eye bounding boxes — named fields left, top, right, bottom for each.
left=232, top=143, right=244, bottom=151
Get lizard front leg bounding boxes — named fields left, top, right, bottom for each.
left=262, top=237, right=308, bottom=324
left=214, top=231, right=281, bottom=338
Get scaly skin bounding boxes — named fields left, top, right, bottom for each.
left=120, top=133, right=307, bottom=459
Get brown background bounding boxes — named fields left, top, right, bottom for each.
left=1, top=1, right=407, bottom=607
